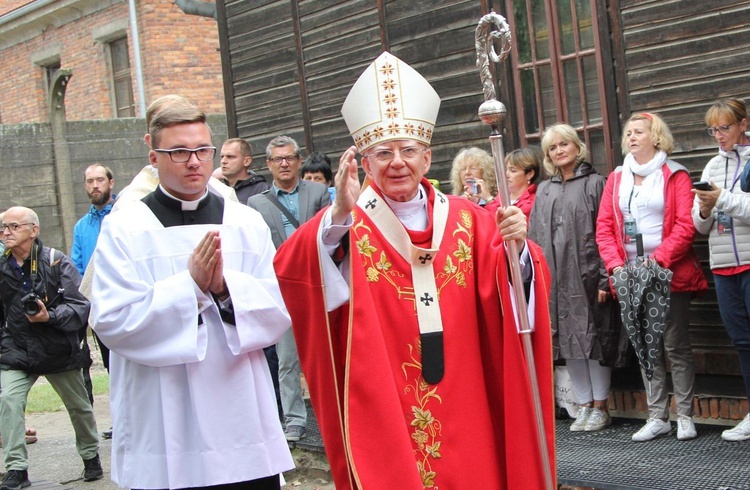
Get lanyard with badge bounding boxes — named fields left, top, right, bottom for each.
left=623, top=182, right=639, bottom=244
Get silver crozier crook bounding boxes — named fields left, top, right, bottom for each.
left=475, top=12, right=554, bottom=490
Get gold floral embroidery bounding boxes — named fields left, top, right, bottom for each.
left=351, top=209, right=477, bottom=488
left=436, top=210, right=474, bottom=293
left=357, top=234, right=377, bottom=258
left=453, top=239, right=472, bottom=262
left=376, top=252, right=392, bottom=272
left=403, top=338, right=443, bottom=488
left=352, top=209, right=475, bottom=303
left=355, top=229, right=408, bottom=291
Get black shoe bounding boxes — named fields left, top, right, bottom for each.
left=102, top=427, right=113, bottom=439
left=0, top=470, right=30, bottom=490
left=83, top=454, right=104, bottom=482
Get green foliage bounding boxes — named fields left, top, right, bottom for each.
left=26, top=373, right=109, bottom=413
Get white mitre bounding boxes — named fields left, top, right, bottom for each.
left=341, top=51, right=441, bottom=153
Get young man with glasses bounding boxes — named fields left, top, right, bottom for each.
left=273, top=52, right=556, bottom=489
left=0, top=207, right=102, bottom=490
left=90, top=96, right=294, bottom=490
left=247, top=135, right=330, bottom=442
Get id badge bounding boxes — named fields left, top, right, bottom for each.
left=717, top=211, right=733, bottom=235
left=623, top=217, right=637, bottom=243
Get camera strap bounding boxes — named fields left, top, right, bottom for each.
left=28, top=242, right=39, bottom=295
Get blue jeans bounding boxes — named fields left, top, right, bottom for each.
left=713, top=270, right=750, bottom=403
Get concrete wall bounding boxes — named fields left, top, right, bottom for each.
left=0, top=114, right=228, bottom=252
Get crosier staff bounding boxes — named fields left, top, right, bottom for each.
left=475, top=12, right=554, bottom=490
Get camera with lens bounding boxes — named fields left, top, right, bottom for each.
left=21, top=292, right=41, bottom=316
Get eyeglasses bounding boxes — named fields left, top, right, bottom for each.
left=365, top=146, right=427, bottom=164
left=1, top=223, right=33, bottom=232
left=706, top=124, right=735, bottom=137
left=153, top=146, right=216, bottom=163
left=268, top=155, right=299, bottom=165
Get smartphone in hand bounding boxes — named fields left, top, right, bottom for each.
left=693, top=181, right=714, bottom=191
left=466, top=178, right=478, bottom=194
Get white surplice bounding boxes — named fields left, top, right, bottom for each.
left=91, top=196, right=294, bottom=489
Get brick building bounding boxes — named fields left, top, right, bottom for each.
left=0, top=0, right=225, bottom=124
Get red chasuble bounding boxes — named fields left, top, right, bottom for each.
left=274, top=180, right=555, bottom=489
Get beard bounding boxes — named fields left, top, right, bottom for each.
left=88, top=189, right=111, bottom=206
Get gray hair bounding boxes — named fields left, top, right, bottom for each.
left=265, top=135, right=301, bottom=159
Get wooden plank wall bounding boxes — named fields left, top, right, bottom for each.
left=220, top=0, right=499, bottom=187
left=617, top=0, right=750, bottom=376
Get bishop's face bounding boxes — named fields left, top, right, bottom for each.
left=149, top=122, right=213, bottom=201
left=362, top=140, right=431, bottom=202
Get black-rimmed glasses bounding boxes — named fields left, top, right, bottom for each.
left=154, top=146, right=216, bottom=163
left=268, top=155, right=299, bottom=165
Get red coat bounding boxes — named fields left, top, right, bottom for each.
left=596, top=162, right=707, bottom=293
left=485, top=183, right=537, bottom=221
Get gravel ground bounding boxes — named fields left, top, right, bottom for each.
left=13, top=360, right=333, bottom=489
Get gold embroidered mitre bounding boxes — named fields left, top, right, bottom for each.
left=341, top=52, right=441, bottom=153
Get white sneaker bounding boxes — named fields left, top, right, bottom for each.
left=584, top=408, right=612, bottom=431
left=721, top=413, right=750, bottom=442
left=632, top=418, right=671, bottom=442
left=570, top=406, right=592, bottom=432
left=676, top=415, right=697, bottom=441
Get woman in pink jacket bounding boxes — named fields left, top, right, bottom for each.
left=596, top=112, right=707, bottom=442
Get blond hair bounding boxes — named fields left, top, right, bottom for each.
left=450, top=147, right=497, bottom=196
left=621, top=112, right=673, bottom=155
left=541, top=124, right=587, bottom=177
left=146, top=95, right=209, bottom=148
left=705, top=98, right=747, bottom=127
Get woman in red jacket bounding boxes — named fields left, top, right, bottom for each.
left=596, top=112, right=707, bottom=442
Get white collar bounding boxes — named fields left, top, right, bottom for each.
left=158, top=185, right=209, bottom=211
left=381, top=186, right=428, bottom=231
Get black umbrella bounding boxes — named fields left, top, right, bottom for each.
left=610, top=235, right=673, bottom=380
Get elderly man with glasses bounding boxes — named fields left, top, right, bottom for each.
left=272, top=52, right=556, bottom=489
left=247, top=135, right=331, bottom=443
left=0, top=207, right=102, bottom=490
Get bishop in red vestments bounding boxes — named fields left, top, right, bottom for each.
left=273, top=52, right=555, bottom=490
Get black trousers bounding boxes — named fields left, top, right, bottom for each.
left=132, top=474, right=280, bottom=490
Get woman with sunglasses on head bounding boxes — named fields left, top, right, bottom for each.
left=597, top=112, right=707, bottom=442
left=693, top=97, right=750, bottom=441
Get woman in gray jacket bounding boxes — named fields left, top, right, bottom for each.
left=694, top=98, right=750, bottom=442
left=529, top=123, right=626, bottom=433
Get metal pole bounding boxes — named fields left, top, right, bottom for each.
left=475, top=12, right=554, bottom=490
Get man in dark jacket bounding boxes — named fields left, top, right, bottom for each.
left=220, top=138, right=269, bottom=203
left=0, top=206, right=102, bottom=490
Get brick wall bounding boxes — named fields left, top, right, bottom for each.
left=0, top=0, right=30, bottom=16
left=609, top=389, right=749, bottom=425
left=0, top=0, right=225, bottom=124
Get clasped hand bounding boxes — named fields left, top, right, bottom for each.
left=189, top=230, right=226, bottom=296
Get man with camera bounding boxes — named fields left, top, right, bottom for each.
left=0, top=206, right=102, bottom=490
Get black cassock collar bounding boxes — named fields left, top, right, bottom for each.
left=142, top=186, right=225, bottom=228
